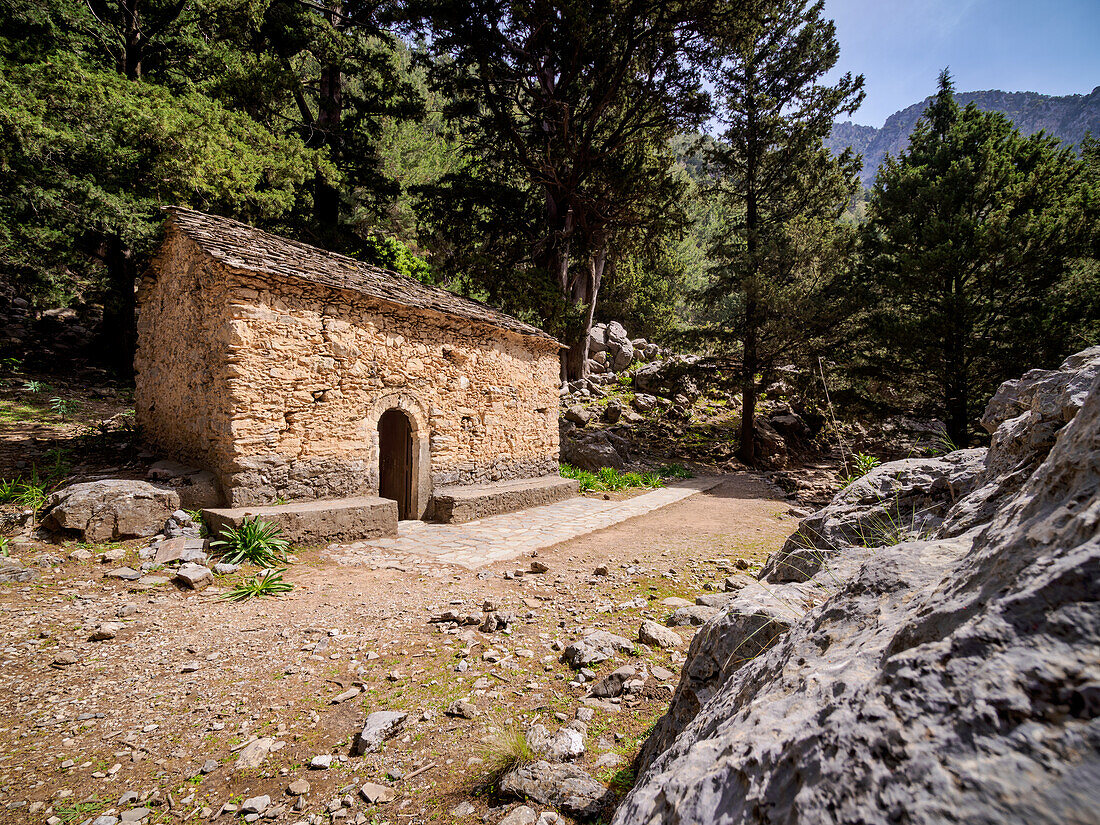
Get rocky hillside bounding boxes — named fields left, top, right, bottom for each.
left=614, top=347, right=1100, bottom=824
left=829, top=87, right=1100, bottom=185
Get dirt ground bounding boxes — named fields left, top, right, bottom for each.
left=0, top=474, right=797, bottom=825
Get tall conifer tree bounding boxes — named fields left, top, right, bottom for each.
left=704, top=0, right=863, bottom=464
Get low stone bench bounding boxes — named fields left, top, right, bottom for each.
left=202, top=497, right=398, bottom=545
left=428, top=476, right=579, bottom=524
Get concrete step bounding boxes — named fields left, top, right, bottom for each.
left=428, top=476, right=579, bottom=524
left=202, top=496, right=398, bottom=546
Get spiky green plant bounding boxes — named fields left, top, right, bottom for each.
left=658, top=463, right=694, bottom=479
left=220, top=568, right=294, bottom=601
left=596, top=466, right=629, bottom=491
left=559, top=463, right=601, bottom=492
left=211, top=517, right=289, bottom=566
left=841, top=452, right=880, bottom=486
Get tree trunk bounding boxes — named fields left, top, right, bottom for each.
left=944, top=270, right=969, bottom=448
left=314, top=60, right=342, bottom=232
left=739, top=295, right=758, bottom=465
left=121, top=0, right=143, bottom=80
left=99, top=235, right=138, bottom=376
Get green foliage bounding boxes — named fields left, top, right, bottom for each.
left=220, top=568, right=294, bottom=602
left=358, top=234, right=432, bottom=284
left=49, top=396, right=76, bottom=421
left=657, top=463, right=695, bottom=480
left=701, top=0, right=864, bottom=464
left=841, top=452, right=881, bottom=486
left=409, top=0, right=757, bottom=371
left=560, top=463, right=665, bottom=493
left=860, top=70, right=1093, bottom=445
left=0, top=476, right=48, bottom=510
left=0, top=536, right=8, bottom=556
left=22, top=380, right=44, bottom=393
left=211, top=517, right=289, bottom=567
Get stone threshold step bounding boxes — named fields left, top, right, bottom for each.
left=428, top=475, right=579, bottom=524
left=202, top=497, right=397, bottom=546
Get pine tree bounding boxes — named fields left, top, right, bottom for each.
left=703, top=0, right=863, bottom=464
left=862, top=70, right=1086, bottom=446
left=408, top=0, right=764, bottom=378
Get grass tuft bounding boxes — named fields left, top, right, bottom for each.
left=477, top=723, right=535, bottom=788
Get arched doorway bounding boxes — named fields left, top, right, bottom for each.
left=378, top=408, right=414, bottom=519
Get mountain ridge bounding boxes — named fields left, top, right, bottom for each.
left=828, top=86, right=1100, bottom=185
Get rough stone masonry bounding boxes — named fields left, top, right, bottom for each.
left=134, top=208, right=563, bottom=510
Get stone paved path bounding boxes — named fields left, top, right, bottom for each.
left=328, top=476, right=725, bottom=569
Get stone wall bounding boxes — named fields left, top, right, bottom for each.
left=134, top=229, right=235, bottom=495
left=215, top=268, right=561, bottom=507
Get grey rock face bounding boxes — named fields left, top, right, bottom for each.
left=939, top=346, right=1100, bottom=537
left=668, top=605, right=719, bottom=626
left=760, top=448, right=987, bottom=583
left=354, top=711, right=407, bottom=755
left=616, top=354, right=1100, bottom=825
left=560, top=429, right=629, bottom=471
left=638, top=620, right=681, bottom=649
left=638, top=578, right=818, bottom=769
left=41, top=480, right=180, bottom=542
left=562, top=630, right=634, bottom=668
left=499, top=761, right=611, bottom=819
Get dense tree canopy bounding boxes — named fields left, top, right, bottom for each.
left=861, top=71, right=1092, bottom=446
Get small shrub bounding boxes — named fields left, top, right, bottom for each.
left=658, top=463, right=694, bottom=479
left=0, top=536, right=9, bottom=556
left=597, top=466, right=629, bottom=491
left=22, top=380, right=44, bottom=393
left=841, top=452, right=880, bottom=486
left=49, top=396, right=76, bottom=421
left=0, top=476, right=47, bottom=510
left=561, top=463, right=666, bottom=492
left=221, top=568, right=294, bottom=602
left=559, top=463, right=601, bottom=492
left=211, top=517, right=289, bottom=566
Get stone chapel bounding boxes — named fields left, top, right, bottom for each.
left=134, top=207, right=574, bottom=534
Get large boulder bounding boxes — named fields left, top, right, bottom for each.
left=587, top=324, right=609, bottom=355
left=560, top=429, right=629, bottom=471
left=500, top=761, right=611, bottom=819
left=638, top=578, right=821, bottom=769
left=939, top=346, right=1100, bottom=536
left=760, top=448, right=987, bottom=583
left=41, top=480, right=180, bottom=542
left=615, top=353, right=1100, bottom=825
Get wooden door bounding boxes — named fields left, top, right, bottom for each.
left=378, top=409, right=413, bottom=519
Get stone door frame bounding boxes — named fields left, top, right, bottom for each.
left=365, top=393, right=431, bottom=519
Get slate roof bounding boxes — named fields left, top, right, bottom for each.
left=163, top=207, right=557, bottom=343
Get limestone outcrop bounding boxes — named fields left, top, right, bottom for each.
left=617, top=348, right=1100, bottom=825
left=41, top=479, right=180, bottom=542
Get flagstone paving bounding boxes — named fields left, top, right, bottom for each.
left=328, top=476, right=725, bottom=569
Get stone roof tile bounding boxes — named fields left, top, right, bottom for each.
left=164, top=206, right=557, bottom=343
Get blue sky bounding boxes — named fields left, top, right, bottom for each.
left=823, top=0, right=1100, bottom=126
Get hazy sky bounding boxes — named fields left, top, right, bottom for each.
left=823, top=0, right=1100, bottom=126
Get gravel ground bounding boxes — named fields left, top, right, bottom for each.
left=0, top=473, right=795, bottom=825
